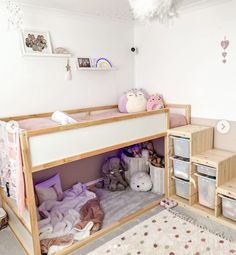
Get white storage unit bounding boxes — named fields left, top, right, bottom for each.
left=196, top=164, right=216, bottom=177
left=172, top=157, right=190, bottom=180
left=171, top=136, right=190, bottom=158
left=149, top=164, right=165, bottom=195
left=173, top=177, right=189, bottom=200
left=220, top=195, right=236, bottom=221
left=196, top=174, right=216, bottom=209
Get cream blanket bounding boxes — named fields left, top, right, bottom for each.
left=38, top=183, right=96, bottom=242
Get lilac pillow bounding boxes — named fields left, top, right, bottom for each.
left=35, top=174, right=63, bottom=205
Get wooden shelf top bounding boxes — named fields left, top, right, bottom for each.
left=192, top=149, right=235, bottom=167
left=217, top=178, right=236, bottom=199
left=168, top=125, right=212, bottom=137
left=23, top=53, right=71, bottom=58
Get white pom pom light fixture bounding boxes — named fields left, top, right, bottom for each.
left=5, top=0, right=23, bottom=29
left=128, top=0, right=178, bottom=23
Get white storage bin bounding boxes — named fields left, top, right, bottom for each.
left=220, top=195, right=236, bottom=221
left=172, top=157, right=190, bottom=180
left=173, top=177, right=189, bottom=200
left=197, top=174, right=216, bottom=209
left=149, top=164, right=165, bottom=195
left=171, top=136, right=190, bottom=158
left=121, top=153, right=149, bottom=182
left=197, top=164, right=216, bottom=177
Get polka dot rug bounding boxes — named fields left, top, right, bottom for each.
left=87, top=209, right=236, bottom=255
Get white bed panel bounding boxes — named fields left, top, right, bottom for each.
left=4, top=202, right=34, bottom=254
left=29, top=113, right=167, bottom=167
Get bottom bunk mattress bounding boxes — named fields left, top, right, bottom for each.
left=18, top=110, right=187, bottom=131
left=96, top=187, right=163, bottom=227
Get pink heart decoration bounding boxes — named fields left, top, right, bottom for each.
left=222, top=52, right=227, bottom=58
left=222, top=59, right=227, bottom=64
left=221, top=39, right=229, bottom=50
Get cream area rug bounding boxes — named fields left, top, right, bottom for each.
left=87, top=209, right=236, bottom=255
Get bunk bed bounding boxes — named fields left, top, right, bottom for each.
left=0, top=104, right=191, bottom=255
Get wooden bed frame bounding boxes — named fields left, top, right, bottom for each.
left=0, top=104, right=191, bottom=255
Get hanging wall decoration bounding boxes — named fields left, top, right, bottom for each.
left=20, top=30, right=53, bottom=55
left=65, top=59, right=72, bottom=81
left=5, top=0, right=23, bottom=29
left=221, top=37, right=230, bottom=64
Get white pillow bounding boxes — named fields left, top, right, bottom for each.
left=35, top=174, right=63, bottom=205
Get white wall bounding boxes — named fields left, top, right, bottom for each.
left=135, top=0, right=236, bottom=121
left=0, top=6, right=134, bottom=117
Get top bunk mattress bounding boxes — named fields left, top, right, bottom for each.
left=17, top=110, right=187, bottom=131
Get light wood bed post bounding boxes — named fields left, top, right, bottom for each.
left=164, top=109, right=170, bottom=198
left=20, top=131, right=41, bottom=255
left=185, top=105, right=191, bottom=124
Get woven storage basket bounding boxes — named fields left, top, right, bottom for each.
left=0, top=208, right=8, bottom=230
left=121, top=153, right=149, bottom=182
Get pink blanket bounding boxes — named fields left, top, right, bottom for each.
left=17, top=110, right=187, bottom=131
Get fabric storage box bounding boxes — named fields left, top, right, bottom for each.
left=173, top=177, right=189, bottom=200
left=0, top=208, right=8, bottom=230
left=121, top=153, right=149, bottom=182
left=196, top=164, right=216, bottom=177
left=196, top=174, right=216, bottom=209
left=220, top=195, right=236, bottom=221
left=149, top=164, right=165, bottom=195
left=172, top=157, right=190, bottom=180
left=171, top=136, right=190, bottom=158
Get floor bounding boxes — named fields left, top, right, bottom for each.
left=1, top=191, right=236, bottom=255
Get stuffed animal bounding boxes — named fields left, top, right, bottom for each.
left=147, top=94, right=165, bottom=111
left=96, top=157, right=129, bottom=191
left=130, top=171, right=152, bottom=192
left=118, top=89, right=148, bottom=113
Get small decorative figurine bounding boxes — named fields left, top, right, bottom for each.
left=221, top=37, right=230, bottom=64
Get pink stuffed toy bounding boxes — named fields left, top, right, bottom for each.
left=146, top=94, right=165, bottom=111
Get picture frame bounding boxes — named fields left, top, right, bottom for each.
left=20, top=29, right=53, bottom=55
left=77, top=58, right=91, bottom=68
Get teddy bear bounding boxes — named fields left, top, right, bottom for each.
left=96, top=157, right=129, bottom=192
left=130, top=171, right=152, bottom=192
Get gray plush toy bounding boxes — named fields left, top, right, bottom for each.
left=96, top=157, right=129, bottom=191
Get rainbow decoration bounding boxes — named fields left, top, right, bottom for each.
left=96, top=58, right=112, bottom=69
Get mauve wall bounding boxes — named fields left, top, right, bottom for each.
left=33, top=138, right=165, bottom=189
left=33, top=150, right=119, bottom=191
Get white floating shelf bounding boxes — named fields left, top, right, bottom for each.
left=23, top=53, right=71, bottom=58
left=77, top=67, right=117, bottom=71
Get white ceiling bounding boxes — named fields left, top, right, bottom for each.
left=20, top=0, right=132, bottom=20
left=19, top=0, right=232, bottom=21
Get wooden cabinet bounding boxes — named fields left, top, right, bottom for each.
left=167, top=125, right=236, bottom=228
